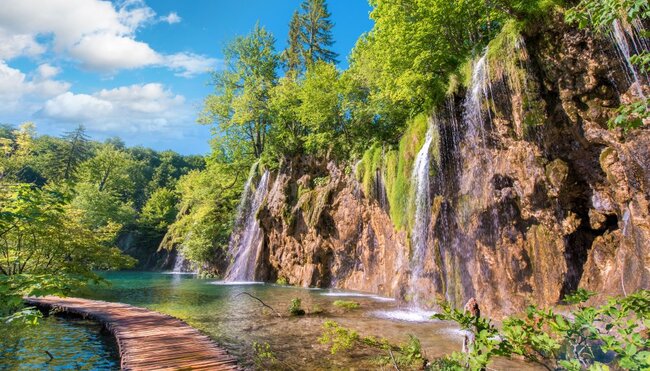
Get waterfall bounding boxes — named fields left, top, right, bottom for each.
left=407, top=119, right=435, bottom=303
left=225, top=170, right=270, bottom=281
left=462, top=50, right=499, bottom=224
left=611, top=19, right=647, bottom=98
left=173, top=251, right=187, bottom=273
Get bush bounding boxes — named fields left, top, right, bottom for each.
left=433, top=289, right=650, bottom=370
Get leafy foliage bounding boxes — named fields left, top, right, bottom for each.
left=433, top=290, right=650, bottom=370
left=566, top=0, right=650, bottom=31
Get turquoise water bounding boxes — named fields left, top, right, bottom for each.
left=1, top=272, right=536, bottom=370
left=73, top=272, right=533, bottom=370
left=0, top=316, right=119, bottom=370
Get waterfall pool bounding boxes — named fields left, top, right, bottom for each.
left=75, top=271, right=537, bottom=370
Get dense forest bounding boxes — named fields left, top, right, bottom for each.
left=2, top=0, right=650, bottom=369
left=0, top=122, right=203, bottom=320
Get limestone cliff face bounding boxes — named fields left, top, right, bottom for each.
left=256, top=158, right=409, bottom=298
left=253, top=15, right=650, bottom=317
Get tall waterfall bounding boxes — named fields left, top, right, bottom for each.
left=225, top=170, right=270, bottom=281
left=407, top=120, right=435, bottom=303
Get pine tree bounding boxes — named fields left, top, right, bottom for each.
left=299, top=0, right=338, bottom=66
left=59, top=125, right=90, bottom=181
left=284, top=10, right=303, bottom=76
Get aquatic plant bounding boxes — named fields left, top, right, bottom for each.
left=333, top=300, right=361, bottom=310
left=289, top=298, right=305, bottom=316
left=319, top=320, right=427, bottom=368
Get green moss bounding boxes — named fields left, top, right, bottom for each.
left=333, top=300, right=361, bottom=310
left=298, top=184, right=333, bottom=228
left=357, top=144, right=384, bottom=199
left=388, top=114, right=429, bottom=231
left=458, top=59, right=475, bottom=89
left=446, top=73, right=461, bottom=96
left=487, top=19, right=548, bottom=137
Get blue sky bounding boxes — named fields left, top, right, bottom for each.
left=0, top=0, right=373, bottom=154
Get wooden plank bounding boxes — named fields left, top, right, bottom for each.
left=25, top=296, right=239, bottom=371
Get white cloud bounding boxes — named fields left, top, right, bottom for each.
left=165, top=52, right=218, bottom=77
left=161, top=12, right=181, bottom=24
left=70, top=34, right=161, bottom=71
left=0, top=61, right=70, bottom=113
left=0, top=28, right=45, bottom=60
left=41, top=83, right=191, bottom=134
left=0, top=0, right=213, bottom=77
left=36, top=64, right=61, bottom=79
left=43, top=92, right=113, bottom=121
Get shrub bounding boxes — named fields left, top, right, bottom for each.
left=433, top=289, right=650, bottom=370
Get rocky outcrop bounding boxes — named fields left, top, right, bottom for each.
left=251, top=13, right=650, bottom=317
left=256, top=158, right=410, bottom=298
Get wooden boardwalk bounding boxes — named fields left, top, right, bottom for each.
left=25, top=296, right=239, bottom=371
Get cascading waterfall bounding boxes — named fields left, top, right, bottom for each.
left=407, top=119, right=435, bottom=303
left=225, top=170, right=270, bottom=281
left=611, top=19, right=647, bottom=98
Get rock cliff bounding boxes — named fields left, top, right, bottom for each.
left=249, top=15, right=649, bottom=317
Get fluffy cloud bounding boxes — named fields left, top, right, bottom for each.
left=0, top=61, right=70, bottom=113
left=41, top=83, right=191, bottom=134
left=70, top=34, right=161, bottom=71
left=0, top=0, right=215, bottom=77
left=43, top=92, right=113, bottom=121
left=0, top=28, right=45, bottom=60
left=165, top=52, right=217, bottom=77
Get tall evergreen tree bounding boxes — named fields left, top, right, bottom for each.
left=59, top=125, right=90, bottom=181
left=299, top=0, right=338, bottom=66
left=284, top=11, right=303, bottom=76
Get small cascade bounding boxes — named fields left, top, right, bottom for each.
left=225, top=170, right=270, bottom=281
left=375, top=168, right=389, bottom=212
left=171, top=250, right=196, bottom=274
left=611, top=19, right=647, bottom=98
left=407, top=119, right=435, bottom=303
left=173, top=251, right=186, bottom=272
left=461, top=50, right=500, bottom=235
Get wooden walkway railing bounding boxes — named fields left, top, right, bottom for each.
left=25, top=296, right=239, bottom=371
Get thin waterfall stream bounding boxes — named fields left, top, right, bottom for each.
left=225, top=170, right=270, bottom=281
left=408, top=119, right=435, bottom=304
